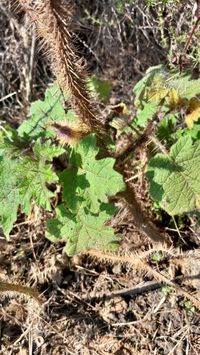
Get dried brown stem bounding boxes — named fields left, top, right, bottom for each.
left=87, top=249, right=200, bottom=311
left=0, top=279, right=42, bottom=305
left=15, top=1, right=170, bottom=246
left=16, top=0, right=97, bottom=130
left=120, top=187, right=170, bottom=245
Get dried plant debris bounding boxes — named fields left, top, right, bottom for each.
left=0, top=0, right=51, bottom=122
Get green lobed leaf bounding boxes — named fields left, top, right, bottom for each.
left=167, top=75, right=200, bottom=100
left=133, top=65, right=165, bottom=105
left=174, top=121, right=200, bottom=142
left=0, top=138, right=64, bottom=235
left=49, top=134, right=124, bottom=255
left=0, top=128, right=28, bottom=158
left=65, top=135, right=124, bottom=213
left=0, top=157, right=21, bottom=236
left=47, top=203, right=120, bottom=256
left=59, top=168, right=89, bottom=212
left=147, top=136, right=200, bottom=215
left=19, top=140, right=65, bottom=213
left=132, top=101, right=158, bottom=128
left=33, top=138, right=65, bottom=161
left=134, top=66, right=200, bottom=112
left=157, top=114, right=177, bottom=147
left=18, top=83, right=76, bottom=140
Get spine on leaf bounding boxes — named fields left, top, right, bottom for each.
left=16, top=0, right=96, bottom=131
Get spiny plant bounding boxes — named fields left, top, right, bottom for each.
left=87, top=245, right=200, bottom=311
left=1, top=68, right=200, bottom=255
left=0, top=0, right=199, bottom=261
left=0, top=278, right=42, bottom=305
left=0, top=83, right=125, bottom=255
left=131, top=65, right=200, bottom=215
left=16, top=0, right=100, bottom=132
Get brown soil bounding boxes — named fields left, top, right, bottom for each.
left=1, top=209, right=200, bottom=354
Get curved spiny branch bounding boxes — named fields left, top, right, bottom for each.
left=16, top=0, right=97, bottom=130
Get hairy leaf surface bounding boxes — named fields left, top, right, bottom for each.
left=47, top=203, right=120, bottom=256
left=18, top=83, right=75, bottom=139
left=168, top=75, right=200, bottom=100
left=69, top=134, right=125, bottom=213
left=0, top=157, right=21, bottom=236
left=0, top=139, right=64, bottom=235
left=133, top=101, right=158, bottom=127
left=147, top=136, right=200, bottom=215
left=47, top=134, right=124, bottom=255
left=19, top=140, right=64, bottom=213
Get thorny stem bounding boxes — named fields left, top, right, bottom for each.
left=87, top=249, right=200, bottom=311
left=16, top=0, right=169, bottom=246
left=184, top=18, right=200, bottom=53
left=113, top=123, right=170, bottom=245
left=0, top=279, right=42, bottom=305
left=119, top=186, right=170, bottom=245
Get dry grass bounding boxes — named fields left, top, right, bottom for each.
left=0, top=0, right=51, bottom=124
left=1, top=220, right=200, bottom=354
left=1, top=0, right=198, bottom=123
